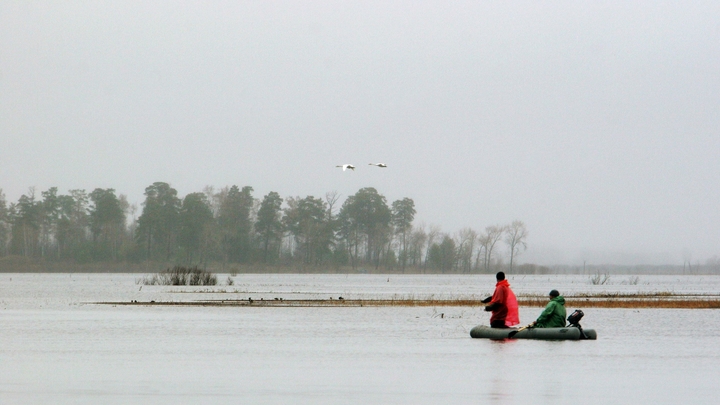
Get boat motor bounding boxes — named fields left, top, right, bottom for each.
left=567, top=309, right=584, bottom=327
left=567, top=309, right=590, bottom=339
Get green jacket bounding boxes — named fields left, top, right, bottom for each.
left=535, top=296, right=567, bottom=328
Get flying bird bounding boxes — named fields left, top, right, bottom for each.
left=369, top=163, right=387, bottom=168
left=336, top=164, right=355, bottom=171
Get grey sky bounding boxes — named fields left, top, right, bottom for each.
left=2, top=2, right=719, bottom=266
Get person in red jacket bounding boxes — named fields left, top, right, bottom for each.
left=482, top=272, right=520, bottom=328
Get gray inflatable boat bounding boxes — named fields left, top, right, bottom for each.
left=470, top=325, right=597, bottom=340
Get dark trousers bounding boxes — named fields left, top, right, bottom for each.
left=490, top=320, right=508, bottom=328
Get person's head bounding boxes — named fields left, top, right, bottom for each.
left=549, top=289, right=560, bottom=298
left=496, top=272, right=505, bottom=281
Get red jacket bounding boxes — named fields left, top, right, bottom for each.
left=488, top=280, right=520, bottom=327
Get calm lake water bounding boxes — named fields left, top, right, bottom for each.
left=1, top=273, right=719, bottom=404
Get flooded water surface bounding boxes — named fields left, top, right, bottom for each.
left=1, top=273, right=718, bottom=404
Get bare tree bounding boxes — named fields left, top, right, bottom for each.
left=474, top=242, right=485, bottom=271
left=455, top=228, right=478, bottom=273
left=479, top=225, right=505, bottom=272
left=325, top=191, right=340, bottom=222
left=683, top=250, right=693, bottom=274
left=505, top=220, right=528, bottom=272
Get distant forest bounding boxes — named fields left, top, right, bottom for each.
left=0, top=182, right=538, bottom=273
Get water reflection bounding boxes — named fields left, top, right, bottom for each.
left=485, top=338, right=517, bottom=405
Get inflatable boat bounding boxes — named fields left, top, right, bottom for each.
left=470, top=325, right=597, bottom=340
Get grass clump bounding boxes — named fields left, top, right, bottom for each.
left=142, top=266, right=217, bottom=286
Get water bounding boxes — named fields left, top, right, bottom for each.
left=1, top=273, right=719, bottom=404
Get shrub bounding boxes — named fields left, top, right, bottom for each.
left=621, top=276, right=640, bottom=285
left=141, top=266, right=217, bottom=286
left=589, top=272, right=611, bottom=285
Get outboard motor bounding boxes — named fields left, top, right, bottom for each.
left=567, top=309, right=590, bottom=339
left=567, top=309, right=584, bottom=327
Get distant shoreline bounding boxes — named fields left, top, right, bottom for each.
left=1, top=260, right=718, bottom=276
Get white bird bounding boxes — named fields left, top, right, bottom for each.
left=336, top=164, right=355, bottom=171
left=369, top=163, right=387, bottom=168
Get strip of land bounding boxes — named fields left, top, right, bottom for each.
left=96, top=294, right=720, bottom=309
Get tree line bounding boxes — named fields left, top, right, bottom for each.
left=0, top=183, right=530, bottom=273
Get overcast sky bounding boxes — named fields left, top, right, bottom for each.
left=1, top=1, right=718, bottom=266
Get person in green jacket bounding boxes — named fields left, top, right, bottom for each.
left=531, top=290, right=567, bottom=328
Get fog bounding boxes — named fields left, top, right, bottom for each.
left=2, top=2, right=718, bottom=266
